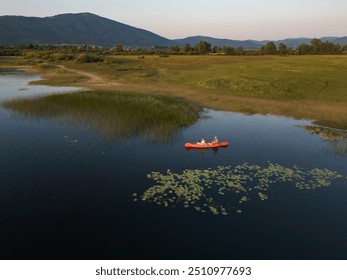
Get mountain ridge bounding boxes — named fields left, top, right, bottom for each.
left=0, top=13, right=346, bottom=48
left=0, top=12, right=171, bottom=47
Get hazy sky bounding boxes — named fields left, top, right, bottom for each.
left=2, top=0, right=347, bottom=40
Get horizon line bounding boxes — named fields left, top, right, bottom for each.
left=0, top=12, right=346, bottom=42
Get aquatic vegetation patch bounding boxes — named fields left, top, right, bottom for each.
left=134, top=162, right=344, bottom=215
left=303, top=125, right=347, bottom=141
left=303, top=125, right=347, bottom=155
left=2, top=90, right=201, bottom=142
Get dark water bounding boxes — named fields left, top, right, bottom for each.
left=1, top=72, right=347, bottom=260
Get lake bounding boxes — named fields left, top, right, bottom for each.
left=0, top=71, right=346, bottom=260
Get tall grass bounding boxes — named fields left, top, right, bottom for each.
left=147, top=55, right=347, bottom=102
left=303, top=125, right=347, bottom=155
left=0, top=56, right=28, bottom=66
left=3, top=90, right=201, bottom=142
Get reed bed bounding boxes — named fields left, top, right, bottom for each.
left=3, top=90, right=201, bottom=142
left=303, top=125, right=347, bottom=155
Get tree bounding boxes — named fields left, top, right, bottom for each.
left=28, top=43, right=35, bottom=49
left=236, top=46, right=244, bottom=55
left=114, top=43, right=124, bottom=53
left=260, top=45, right=266, bottom=55
left=222, top=46, right=235, bottom=55
left=264, top=41, right=277, bottom=55
left=212, top=46, right=219, bottom=53
left=183, top=43, right=192, bottom=54
left=195, top=40, right=211, bottom=54
left=298, top=43, right=313, bottom=55
left=278, top=43, right=288, bottom=55
left=170, top=44, right=180, bottom=54
left=323, top=41, right=342, bottom=54
left=311, top=38, right=322, bottom=54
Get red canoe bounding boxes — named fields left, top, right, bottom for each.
left=185, top=141, right=229, bottom=149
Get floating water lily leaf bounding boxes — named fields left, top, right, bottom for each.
left=134, top=162, right=345, bottom=216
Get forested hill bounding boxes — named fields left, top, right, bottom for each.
left=0, top=13, right=172, bottom=47
left=0, top=13, right=346, bottom=49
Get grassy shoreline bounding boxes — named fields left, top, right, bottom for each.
left=2, top=55, right=347, bottom=129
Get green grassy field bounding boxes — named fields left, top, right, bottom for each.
left=121, top=55, right=347, bottom=102
left=55, top=55, right=346, bottom=99
left=2, top=55, right=347, bottom=128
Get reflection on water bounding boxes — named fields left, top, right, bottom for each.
left=135, top=162, right=344, bottom=215
left=0, top=68, right=25, bottom=74
left=3, top=90, right=200, bottom=143
left=0, top=70, right=83, bottom=102
left=303, top=125, right=347, bottom=155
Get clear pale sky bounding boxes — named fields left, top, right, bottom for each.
left=1, top=0, right=347, bottom=40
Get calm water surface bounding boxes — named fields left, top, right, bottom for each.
left=1, top=72, right=346, bottom=259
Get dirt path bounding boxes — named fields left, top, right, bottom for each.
left=56, top=65, right=121, bottom=88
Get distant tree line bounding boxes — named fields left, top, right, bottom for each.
left=0, top=44, right=107, bottom=63
left=167, top=38, right=346, bottom=55
left=296, top=38, right=344, bottom=55
left=0, top=39, right=346, bottom=61
left=259, top=39, right=345, bottom=55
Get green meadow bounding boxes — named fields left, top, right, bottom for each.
left=2, top=54, right=347, bottom=128
left=147, top=55, right=347, bottom=101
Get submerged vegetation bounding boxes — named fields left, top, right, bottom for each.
left=134, top=162, right=345, bottom=216
left=3, top=90, right=200, bottom=142
left=303, top=125, right=347, bottom=155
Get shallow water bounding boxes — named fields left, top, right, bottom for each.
left=0, top=72, right=346, bottom=259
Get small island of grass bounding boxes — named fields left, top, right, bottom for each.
left=3, top=90, right=201, bottom=142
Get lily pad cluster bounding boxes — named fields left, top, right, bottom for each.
left=133, top=162, right=344, bottom=215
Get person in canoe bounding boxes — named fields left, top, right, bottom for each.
left=197, top=138, right=206, bottom=145
left=212, top=136, right=219, bottom=144
left=185, top=137, right=228, bottom=149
